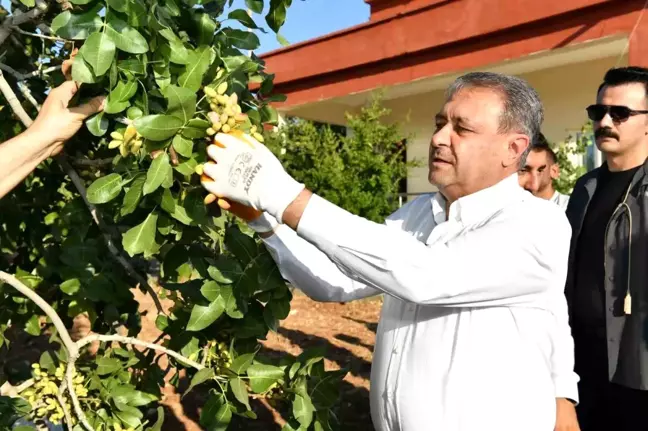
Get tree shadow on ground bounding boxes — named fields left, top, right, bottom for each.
left=166, top=329, right=375, bottom=431
left=342, top=317, right=378, bottom=334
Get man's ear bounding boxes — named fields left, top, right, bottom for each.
left=550, top=163, right=560, bottom=180
left=503, top=135, right=529, bottom=168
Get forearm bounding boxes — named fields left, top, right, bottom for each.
left=0, top=130, right=52, bottom=199
left=262, top=224, right=380, bottom=302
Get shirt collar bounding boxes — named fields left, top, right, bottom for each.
left=431, top=174, right=522, bottom=226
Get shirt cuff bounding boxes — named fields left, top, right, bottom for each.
left=554, top=377, right=579, bottom=405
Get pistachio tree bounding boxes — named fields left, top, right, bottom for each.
left=0, top=0, right=345, bottom=430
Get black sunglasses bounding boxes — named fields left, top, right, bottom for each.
left=586, top=104, right=648, bottom=123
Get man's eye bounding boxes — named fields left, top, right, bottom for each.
left=455, top=125, right=470, bottom=133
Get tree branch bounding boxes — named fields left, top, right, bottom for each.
left=0, top=0, right=49, bottom=47
left=57, top=156, right=167, bottom=316
left=0, top=70, right=33, bottom=126
left=17, top=81, right=40, bottom=110
left=12, top=27, right=68, bottom=42
left=0, top=272, right=77, bottom=353
left=71, top=157, right=114, bottom=167
left=0, top=66, right=166, bottom=317
left=77, top=334, right=205, bottom=370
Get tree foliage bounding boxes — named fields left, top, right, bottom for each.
left=552, top=121, right=592, bottom=195
left=0, top=1, right=346, bottom=430
left=265, top=95, right=419, bottom=223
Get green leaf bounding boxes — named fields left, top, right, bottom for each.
left=181, top=118, right=210, bottom=139
left=246, top=363, right=284, bottom=393
left=228, top=9, right=266, bottom=32
left=293, top=393, right=315, bottom=428
left=160, top=40, right=190, bottom=65
left=160, top=188, right=176, bottom=214
left=25, top=314, right=40, bottom=336
left=178, top=46, right=213, bottom=92
left=60, top=278, right=81, bottom=295
left=51, top=6, right=103, bottom=40
left=111, top=80, right=138, bottom=102
left=121, top=175, right=146, bottom=216
left=172, top=135, right=194, bottom=158
left=127, top=106, right=144, bottom=120
left=162, top=85, right=196, bottom=123
left=71, top=54, right=96, bottom=84
left=225, top=226, right=257, bottom=266
left=118, top=57, right=146, bottom=75
left=134, top=115, right=184, bottom=141
left=230, top=377, right=251, bottom=410
left=80, top=31, right=116, bottom=76
left=86, top=112, right=109, bottom=136
left=222, top=28, right=260, bottom=50
left=230, top=353, right=255, bottom=375
left=114, top=408, right=142, bottom=429
left=155, top=314, right=169, bottom=331
left=277, top=32, right=290, bottom=47
left=39, top=351, right=58, bottom=372
left=269, top=298, right=290, bottom=320
left=266, top=0, right=289, bottom=33
left=146, top=406, right=165, bottom=431
left=186, top=299, right=225, bottom=331
left=122, top=212, right=158, bottom=257
left=87, top=173, right=123, bottom=204
left=96, top=357, right=122, bottom=375
left=260, top=104, right=279, bottom=125
left=106, top=15, right=149, bottom=54
left=107, top=0, right=128, bottom=12
left=195, top=13, right=218, bottom=46
left=200, top=280, right=220, bottom=301
left=154, top=60, right=172, bottom=89
left=144, top=153, right=172, bottom=195
left=245, top=0, right=264, bottom=13
left=222, top=55, right=255, bottom=73
left=113, top=385, right=157, bottom=407
left=184, top=368, right=214, bottom=396
left=20, top=0, right=35, bottom=7
left=104, top=97, right=130, bottom=114
left=201, top=393, right=232, bottom=430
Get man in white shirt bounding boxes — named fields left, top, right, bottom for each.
left=518, top=134, right=570, bottom=210
left=201, top=72, right=579, bottom=431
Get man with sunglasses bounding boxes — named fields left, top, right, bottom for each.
left=566, top=66, right=648, bottom=431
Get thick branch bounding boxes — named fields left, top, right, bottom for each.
left=17, top=81, right=40, bottom=110
left=0, top=70, right=33, bottom=126
left=0, top=0, right=49, bottom=46
left=77, top=334, right=205, bottom=370
left=71, top=157, right=114, bottom=167
left=0, top=272, right=77, bottom=353
left=0, top=62, right=62, bottom=81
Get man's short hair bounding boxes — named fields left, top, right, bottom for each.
left=530, top=133, right=557, bottom=164
left=597, top=66, right=648, bottom=97
left=446, top=72, right=544, bottom=165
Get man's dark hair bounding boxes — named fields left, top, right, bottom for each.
left=597, top=66, right=648, bottom=97
left=530, top=133, right=557, bottom=164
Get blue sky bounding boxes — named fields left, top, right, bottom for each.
left=224, top=0, right=370, bottom=54
left=0, top=0, right=370, bottom=55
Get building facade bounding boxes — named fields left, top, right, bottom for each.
left=260, top=0, right=648, bottom=195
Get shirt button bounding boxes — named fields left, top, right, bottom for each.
left=608, top=275, right=615, bottom=282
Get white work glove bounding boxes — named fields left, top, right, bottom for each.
left=201, top=132, right=305, bottom=222
left=248, top=211, right=279, bottom=233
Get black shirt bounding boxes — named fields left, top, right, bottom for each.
left=572, top=164, right=640, bottom=377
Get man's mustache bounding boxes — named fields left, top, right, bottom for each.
left=595, top=127, right=619, bottom=141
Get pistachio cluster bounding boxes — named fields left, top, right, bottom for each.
left=203, top=80, right=265, bottom=144
left=108, top=124, right=143, bottom=157
left=205, top=340, right=233, bottom=374
left=20, top=363, right=89, bottom=426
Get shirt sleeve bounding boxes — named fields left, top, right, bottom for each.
left=295, top=193, right=573, bottom=308
left=262, top=224, right=381, bottom=302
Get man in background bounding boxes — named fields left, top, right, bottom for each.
left=566, top=66, right=648, bottom=431
left=518, top=133, right=570, bottom=209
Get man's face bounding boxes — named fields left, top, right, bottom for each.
left=517, top=150, right=559, bottom=197
left=595, top=83, right=648, bottom=156
left=429, top=87, right=528, bottom=200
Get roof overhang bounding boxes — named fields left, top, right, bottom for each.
left=259, top=0, right=647, bottom=110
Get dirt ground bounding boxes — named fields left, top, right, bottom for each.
left=0, top=289, right=382, bottom=430
left=139, top=290, right=383, bottom=431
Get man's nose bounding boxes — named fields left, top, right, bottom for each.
left=431, top=124, right=451, bottom=148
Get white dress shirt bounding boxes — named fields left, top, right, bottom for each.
left=262, top=174, right=578, bottom=431
left=550, top=191, right=570, bottom=210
